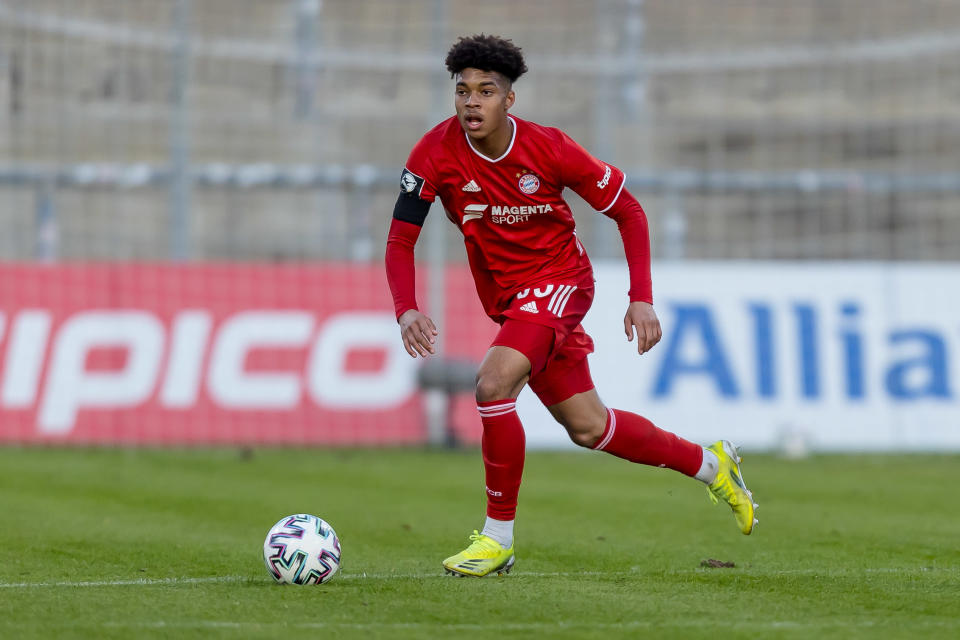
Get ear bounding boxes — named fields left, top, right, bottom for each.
left=504, top=89, right=515, bottom=111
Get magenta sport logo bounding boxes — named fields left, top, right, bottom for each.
left=263, top=514, right=342, bottom=585
left=517, top=173, right=540, bottom=194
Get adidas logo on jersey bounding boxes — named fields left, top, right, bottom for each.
left=462, top=180, right=481, bottom=192
left=520, top=301, right=539, bottom=313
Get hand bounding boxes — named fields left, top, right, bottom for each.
left=623, top=301, right=662, bottom=355
left=398, top=309, right=438, bottom=358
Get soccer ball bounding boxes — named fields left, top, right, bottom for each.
left=262, top=514, right=342, bottom=585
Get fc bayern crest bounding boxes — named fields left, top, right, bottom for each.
left=518, top=173, right=540, bottom=194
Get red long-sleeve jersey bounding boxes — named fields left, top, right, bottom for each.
left=386, top=115, right=651, bottom=321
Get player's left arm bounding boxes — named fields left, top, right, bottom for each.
left=556, top=131, right=661, bottom=355
left=601, top=188, right=662, bottom=355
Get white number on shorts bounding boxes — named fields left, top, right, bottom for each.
left=515, top=284, right=578, bottom=316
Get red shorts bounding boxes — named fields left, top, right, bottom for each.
left=491, top=279, right=596, bottom=407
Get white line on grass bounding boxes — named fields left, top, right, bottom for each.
left=96, top=620, right=830, bottom=631
left=0, top=571, right=609, bottom=589
left=0, top=576, right=250, bottom=589
left=97, top=619, right=960, bottom=632
left=0, top=566, right=954, bottom=589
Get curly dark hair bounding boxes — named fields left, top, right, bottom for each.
left=445, top=34, right=528, bottom=83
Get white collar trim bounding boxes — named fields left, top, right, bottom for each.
left=464, top=116, right=517, bottom=163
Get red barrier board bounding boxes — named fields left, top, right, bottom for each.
left=0, top=264, right=495, bottom=445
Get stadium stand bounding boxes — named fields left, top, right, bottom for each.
left=1, top=0, right=958, bottom=261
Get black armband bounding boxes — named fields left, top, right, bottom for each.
left=393, top=192, right=431, bottom=226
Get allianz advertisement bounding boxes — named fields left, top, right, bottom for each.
left=517, top=262, right=960, bottom=452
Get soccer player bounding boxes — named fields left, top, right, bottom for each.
left=385, top=34, right=757, bottom=577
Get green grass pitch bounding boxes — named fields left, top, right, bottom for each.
left=1, top=446, right=958, bottom=638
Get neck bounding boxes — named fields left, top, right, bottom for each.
left=470, top=116, right=513, bottom=160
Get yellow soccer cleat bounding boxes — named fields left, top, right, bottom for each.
left=706, top=440, right=759, bottom=535
left=442, top=531, right=515, bottom=577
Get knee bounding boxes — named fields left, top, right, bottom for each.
left=567, top=425, right=603, bottom=449
left=475, top=372, right=512, bottom=404
left=559, top=414, right=607, bottom=449
left=568, top=428, right=601, bottom=448
left=547, top=393, right=609, bottom=449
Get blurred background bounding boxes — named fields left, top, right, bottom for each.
left=3, top=0, right=959, bottom=261
left=0, top=0, right=958, bottom=449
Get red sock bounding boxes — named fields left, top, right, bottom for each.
left=592, top=408, right=702, bottom=477
left=478, top=399, right=525, bottom=520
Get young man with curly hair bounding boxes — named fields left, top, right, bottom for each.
left=385, top=34, right=758, bottom=577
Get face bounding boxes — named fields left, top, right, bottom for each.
left=454, top=68, right=515, bottom=141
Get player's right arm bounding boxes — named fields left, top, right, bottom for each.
left=386, top=217, right=437, bottom=358
left=385, top=148, right=440, bottom=358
